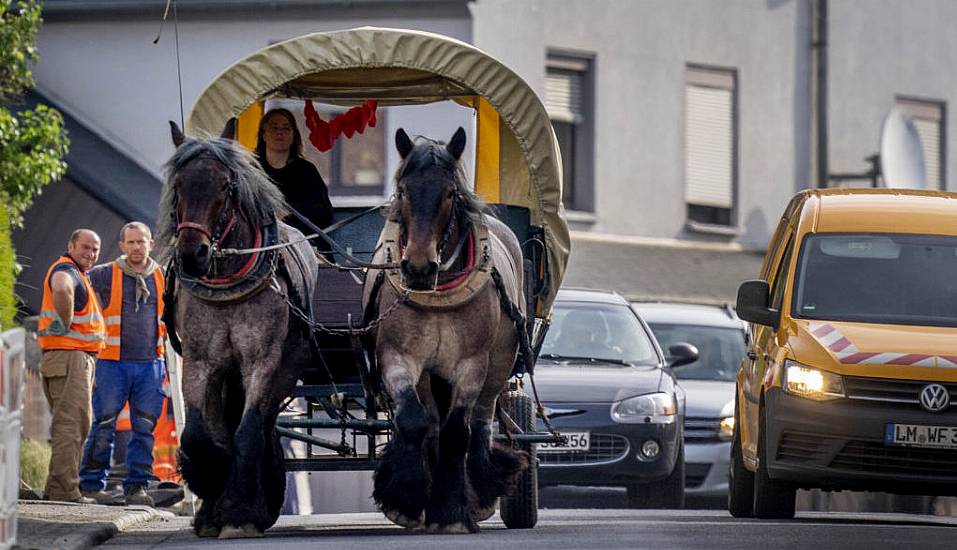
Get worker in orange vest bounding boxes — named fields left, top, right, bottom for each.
left=78, top=222, right=168, bottom=506
left=37, top=229, right=106, bottom=504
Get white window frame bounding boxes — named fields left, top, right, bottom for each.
left=897, top=97, right=946, bottom=190
left=546, top=51, right=595, bottom=213
left=685, top=65, right=738, bottom=229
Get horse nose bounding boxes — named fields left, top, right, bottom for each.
left=179, top=244, right=211, bottom=277
left=401, top=259, right=439, bottom=285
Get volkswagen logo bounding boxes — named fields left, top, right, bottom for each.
left=919, top=384, right=950, bottom=413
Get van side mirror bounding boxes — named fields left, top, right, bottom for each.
left=736, top=280, right=780, bottom=329
left=667, top=342, right=699, bottom=368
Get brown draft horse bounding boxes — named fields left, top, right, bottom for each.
left=365, top=128, right=529, bottom=533
left=160, top=121, right=318, bottom=538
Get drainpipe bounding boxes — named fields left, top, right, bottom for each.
left=813, top=0, right=828, bottom=187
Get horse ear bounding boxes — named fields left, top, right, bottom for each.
left=395, top=128, right=414, bottom=159
left=170, top=121, right=185, bottom=147
left=220, top=117, right=238, bottom=140
left=446, top=127, right=466, bottom=160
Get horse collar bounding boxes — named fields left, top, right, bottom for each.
left=383, top=220, right=493, bottom=309
left=177, top=221, right=281, bottom=304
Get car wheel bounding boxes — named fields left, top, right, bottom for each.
left=626, top=440, right=686, bottom=509
left=727, top=401, right=755, bottom=518
left=752, top=404, right=795, bottom=519
left=498, top=389, right=538, bottom=529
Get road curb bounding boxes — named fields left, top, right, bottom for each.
left=15, top=502, right=170, bottom=550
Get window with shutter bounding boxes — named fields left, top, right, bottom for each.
left=685, top=66, right=737, bottom=228
left=897, top=98, right=946, bottom=190
left=547, top=53, right=594, bottom=212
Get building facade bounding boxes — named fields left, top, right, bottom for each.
left=18, top=0, right=957, bottom=309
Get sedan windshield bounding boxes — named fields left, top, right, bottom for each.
left=793, top=233, right=957, bottom=327
left=647, top=324, right=743, bottom=381
left=539, top=302, right=658, bottom=365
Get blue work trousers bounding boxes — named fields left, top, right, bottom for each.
left=79, top=358, right=166, bottom=492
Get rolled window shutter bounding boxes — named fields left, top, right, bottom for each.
left=546, top=70, right=583, bottom=124
left=685, top=84, right=733, bottom=208
left=912, top=118, right=940, bottom=189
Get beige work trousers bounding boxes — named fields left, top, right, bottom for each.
left=40, top=349, right=95, bottom=502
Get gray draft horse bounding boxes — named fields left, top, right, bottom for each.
left=161, top=121, right=318, bottom=538
left=365, top=127, right=529, bottom=533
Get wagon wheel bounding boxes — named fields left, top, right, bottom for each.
left=498, top=388, right=538, bottom=529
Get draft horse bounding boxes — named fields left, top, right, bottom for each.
left=366, top=127, right=529, bottom=533
left=161, top=121, right=318, bottom=538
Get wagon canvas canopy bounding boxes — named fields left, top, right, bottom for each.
left=185, top=26, right=569, bottom=313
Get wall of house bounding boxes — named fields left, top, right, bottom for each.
left=36, top=2, right=473, bottom=192
left=827, top=0, right=957, bottom=191
left=472, top=0, right=810, bottom=248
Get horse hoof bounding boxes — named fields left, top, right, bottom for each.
left=426, top=522, right=475, bottom=534
left=471, top=504, right=496, bottom=523
left=196, top=525, right=221, bottom=538
left=218, top=524, right=263, bottom=539
left=385, top=509, right=423, bottom=529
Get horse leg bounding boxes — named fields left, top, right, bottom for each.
left=424, top=358, right=487, bottom=534
left=179, top=359, right=233, bottom=538
left=466, top=335, right=529, bottom=523
left=374, top=358, right=430, bottom=529
left=466, top=394, right=529, bottom=523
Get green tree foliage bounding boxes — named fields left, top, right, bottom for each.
left=0, top=0, right=69, bottom=327
left=1, top=0, right=69, bottom=227
left=0, top=205, right=15, bottom=328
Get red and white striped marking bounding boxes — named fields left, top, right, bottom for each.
left=808, top=322, right=951, bottom=367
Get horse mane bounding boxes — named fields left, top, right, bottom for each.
left=386, top=136, right=489, bottom=227
left=157, top=136, right=288, bottom=262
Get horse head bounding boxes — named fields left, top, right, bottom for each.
left=163, top=119, right=284, bottom=279
left=391, top=127, right=470, bottom=290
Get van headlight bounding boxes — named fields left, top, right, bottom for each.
left=611, top=392, right=676, bottom=424
left=783, top=360, right=845, bottom=401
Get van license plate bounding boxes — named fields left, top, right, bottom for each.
left=885, top=423, right=957, bottom=449
left=539, top=431, right=590, bottom=453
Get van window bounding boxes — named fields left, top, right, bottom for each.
left=770, top=233, right=794, bottom=311
left=792, top=233, right=957, bottom=327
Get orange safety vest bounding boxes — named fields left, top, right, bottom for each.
left=99, top=263, right=166, bottom=361
left=37, top=256, right=106, bottom=352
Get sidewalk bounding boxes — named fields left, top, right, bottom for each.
left=13, top=500, right=172, bottom=550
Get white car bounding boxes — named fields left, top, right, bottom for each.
left=632, top=302, right=746, bottom=501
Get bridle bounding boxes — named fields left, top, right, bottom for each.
left=173, top=159, right=242, bottom=257
left=171, top=158, right=264, bottom=285
left=396, top=187, right=475, bottom=289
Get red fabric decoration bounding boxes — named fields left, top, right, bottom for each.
left=304, top=99, right=378, bottom=152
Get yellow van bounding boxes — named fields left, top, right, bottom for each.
left=731, top=188, right=957, bottom=519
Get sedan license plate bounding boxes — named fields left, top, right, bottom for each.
left=885, top=423, right=957, bottom=449
left=539, top=431, right=590, bottom=453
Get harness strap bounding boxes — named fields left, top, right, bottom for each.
left=176, top=221, right=212, bottom=239
left=162, top=259, right=182, bottom=355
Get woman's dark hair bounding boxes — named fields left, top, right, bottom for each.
left=255, top=108, right=304, bottom=164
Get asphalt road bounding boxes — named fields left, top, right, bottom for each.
left=103, top=508, right=957, bottom=550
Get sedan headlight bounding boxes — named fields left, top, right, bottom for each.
left=611, top=392, right=676, bottom=424
left=783, top=360, right=845, bottom=401
left=718, top=399, right=735, bottom=441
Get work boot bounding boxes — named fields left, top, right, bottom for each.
left=124, top=485, right=154, bottom=507
left=81, top=490, right=117, bottom=505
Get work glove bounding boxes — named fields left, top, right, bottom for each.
left=47, top=317, right=68, bottom=336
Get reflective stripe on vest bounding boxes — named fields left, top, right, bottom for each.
left=98, top=262, right=167, bottom=361
left=37, top=257, right=106, bottom=352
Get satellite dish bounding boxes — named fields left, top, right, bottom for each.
left=880, top=106, right=926, bottom=189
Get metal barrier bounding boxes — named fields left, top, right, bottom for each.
left=0, top=328, right=26, bottom=550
